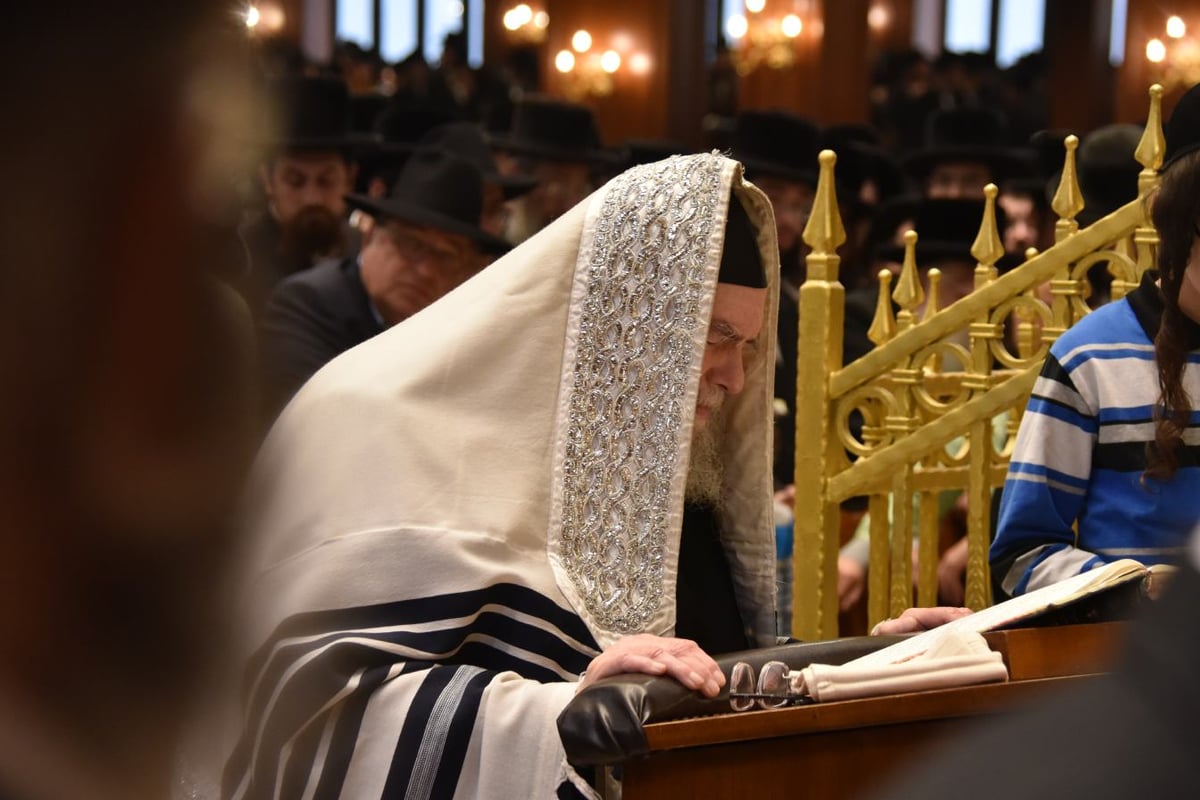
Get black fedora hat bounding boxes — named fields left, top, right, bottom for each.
left=350, top=93, right=390, bottom=136
left=265, top=75, right=376, bottom=153
left=1077, top=123, right=1142, bottom=225
left=1163, top=82, right=1200, bottom=172
left=354, top=104, right=457, bottom=192
left=877, top=197, right=1016, bottom=270
left=362, top=104, right=458, bottom=165
left=419, top=122, right=536, bottom=200
left=618, top=138, right=690, bottom=171
left=903, top=107, right=1034, bottom=184
left=732, top=110, right=820, bottom=186
left=1027, top=128, right=1072, bottom=182
left=489, top=97, right=613, bottom=165
left=345, top=148, right=512, bottom=255
left=863, top=193, right=922, bottom=256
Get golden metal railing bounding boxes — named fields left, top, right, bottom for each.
left=790, top=85, right=1167, bottom=640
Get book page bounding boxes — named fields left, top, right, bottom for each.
left=845, top=559, right=1148, bottom=668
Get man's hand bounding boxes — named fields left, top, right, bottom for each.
left=576, top=634, right=725, bottom=697
left=871, top=606, right=973, bottom=635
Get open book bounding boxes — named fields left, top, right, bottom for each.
left=847, top=559, right=1173, bottom=669
left=761, top=560, right=1170, bottom=705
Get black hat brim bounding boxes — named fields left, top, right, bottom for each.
left=876, top=240, right=1020, bottom=272
left=264, top=132, right=380, bottom=156
left=902, top=147, right=1034, bottom=183
left=345, top=193, right=512, bottom=255
left=359, top=147, right=536, bottom=200
left=738, top=155, right=817, bottom=187
left=488, top=134, right=617, bottom=167
left=492, top=171, right=537, bottom=199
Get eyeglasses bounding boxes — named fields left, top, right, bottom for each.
left=728, top=660, right=812, bottom=712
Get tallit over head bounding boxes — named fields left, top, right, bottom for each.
left=228, top=152, right=781, bottom=800
left=249, top=151, right=780, bottom=648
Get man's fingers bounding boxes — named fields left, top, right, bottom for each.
left=873, top=606, right=973, bottom=635
left=614, top=653, right=669, bottom=678
left=652, top=652, right=722, bottom=697
left=588, top=635, right=724, bottom=697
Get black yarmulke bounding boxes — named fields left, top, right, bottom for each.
left=1163, top=83, right=1200, bottom=172
left=718, top=196, right=766, bottom=288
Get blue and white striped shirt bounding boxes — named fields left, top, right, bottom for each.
left=991, top=273, right=1200, bottom=596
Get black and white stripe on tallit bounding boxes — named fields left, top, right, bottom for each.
left=223, top=582, right=597, bottom=800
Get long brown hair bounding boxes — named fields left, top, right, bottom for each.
left=1146, top=149, right=1200, bottom=480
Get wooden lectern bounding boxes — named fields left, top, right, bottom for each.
left=618, top=623, right=1126, bottom=799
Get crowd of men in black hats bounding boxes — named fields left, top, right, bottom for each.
left=221, top=42, right=1144, bottom=614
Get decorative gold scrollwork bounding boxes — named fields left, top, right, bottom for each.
left=910, top=341, right=972, bottom=414
left=988, top=295, right=1053, bottom=369
left=1065, top=247, right=1140, bottom=318
left=835, top=384, right=899, bottom=457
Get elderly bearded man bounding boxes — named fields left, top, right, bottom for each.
left=222, top=153, right=950, bottom=800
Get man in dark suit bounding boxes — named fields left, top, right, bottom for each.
left=260, top=148, right=511, bottom=417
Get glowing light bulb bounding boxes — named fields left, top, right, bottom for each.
left=726, top=14, right=748, bottom=40
left=513, top=4, right=532, bottom=26
left=245, top=5, right=260, bottom=28
left=629, top=52, right=651, bottom=75
left=534, top=11, right=549, bottom=28
left=1167, top=15, right=1186, bottom=39
left=1147, top=37, right=1167, bottom=62
left=746, top=0, right=765, bottom=12
left=555, top=49, right=576, bottom=72
left=503, top=10, right=519, bottom=30
left=781, top=14, right=802, bottom=38
left=572, top=29, right=592, bottom=53
left=868, top=4, right=890, bottom=30
left=601, top=50, right=621, bottom=73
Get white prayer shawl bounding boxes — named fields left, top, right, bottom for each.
left=224, top=153, right=781, bottom=800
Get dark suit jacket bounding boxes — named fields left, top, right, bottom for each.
left=872, top=562, right=1200, bottom=799
left=260, top=256, right=385, bottom=417
left=238, top=214, right=362, bottom=319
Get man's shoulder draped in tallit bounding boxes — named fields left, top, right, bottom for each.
left=223, top=153, right=782, bottom=800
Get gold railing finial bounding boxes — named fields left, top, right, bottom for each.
left=868, top=269, right=897, bottom=345
left=1136, top=84, right=1166, bottom=174
left=922, top=267, right=942, bottom=323
left=803, top=149, right=847, bottom=255
left=893, top=229, right=924, bottom=316
left=971, top=183, right=1005, bottom=270
left=1052, top=135, right=1085, bottom=224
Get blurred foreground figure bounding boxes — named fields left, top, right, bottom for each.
left=0, top=5, right=256, bottom=799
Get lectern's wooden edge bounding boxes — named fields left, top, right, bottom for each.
left=641, top=621, right=1127, bottom=753
left=641, top=674, right=1093, bottom=752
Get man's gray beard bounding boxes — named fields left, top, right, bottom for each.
left=685, top=409, right=725, bottom=507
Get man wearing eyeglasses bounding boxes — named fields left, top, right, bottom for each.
left=259, top=148, right=511, bottom=418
